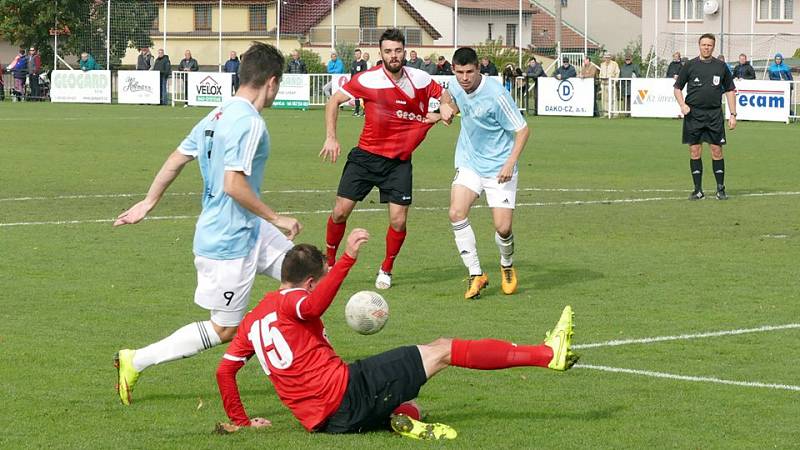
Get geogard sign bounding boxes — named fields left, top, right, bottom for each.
left=537, top=78, right=594, bottom=116
left=726, top=80, right=790, bottom=123
left=50, top=70, right=111, bottom=103
left=273, top=74, right=310, bottom=109
left=188, top=72, right=233, bottom=106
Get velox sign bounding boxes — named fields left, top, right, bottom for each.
left=537, top=77, right=594, bottom=116
left=50, top=70, right=111, bottom=103
left=117, top=70, right=160, bottom=104
left=273, top=74, right=310, bottom=109
left=727, top=79, right=790, bottom=123
left=188, top=72, right=233, bottom=106
left=630, top=78, right=683, bottom=118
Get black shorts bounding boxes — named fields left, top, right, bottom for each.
left=320, top=346, right=427, bottom=434
left=337, top=147, right=413, bottom=205
left=682, top=107, right=726, bottom=146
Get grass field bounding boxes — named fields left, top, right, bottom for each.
left=1, top=103, right=799, bottom=449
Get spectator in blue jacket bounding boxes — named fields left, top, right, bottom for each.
left=80, top=52, right=100, bottom=71
left=327, top=52, right=345, bottom=74
left=768, top=53, right=793, bottom=80
left=224, top=51, right=240, bottom=92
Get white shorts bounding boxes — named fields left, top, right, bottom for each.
left=452, top=167, right=518, bottom=209
left=194, top=219, right=294, bottom=326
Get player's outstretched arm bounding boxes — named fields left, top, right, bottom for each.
left=223, top=170, right=303, bottom=239
left=320, top=91, right=351, bottom=163
left=439, top=90, right=459, bottom=125
left=113, top=149, right=194, bottom=227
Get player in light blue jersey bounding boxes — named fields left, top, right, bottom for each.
left=112, top=43, right=302, bottom=405
left=441, top=47, right=530, bottom=299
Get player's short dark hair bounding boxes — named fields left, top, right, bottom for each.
left=379, top=28, right=405, bottom=48
left=281, top=244, right=326, bottom=284
left=452, top=47, right=479, bottom=67
left=699, top=33, right=716, bottom=44
left=239, top=42, right=284, bottom=88
left=354, top=48, right=362, bottom=53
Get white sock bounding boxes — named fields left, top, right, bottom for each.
left=452, top=219, right=482, bottom=276
left=132, top=321, right=222, bottom=372
left=495, top=232, right=514, bottom=267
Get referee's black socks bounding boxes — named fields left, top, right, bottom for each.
left=690, top=158, right=703, bottom=192
left=712, top=159, right=725, bottom=189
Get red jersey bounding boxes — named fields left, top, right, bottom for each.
left=340, top=65, right=443, bottom=161
left=216, top=254, right=356, bottom=431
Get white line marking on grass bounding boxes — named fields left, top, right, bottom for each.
left=573, top=323, right=800, bottom=350
left=3, top=191, right=800, bottom=228
left=577, top=364, right=800, bottom=392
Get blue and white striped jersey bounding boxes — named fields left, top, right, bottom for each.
left=178, top=97, right=269, bottom=259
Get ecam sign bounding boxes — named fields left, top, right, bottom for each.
left=727, top=79, right=790, bottom=123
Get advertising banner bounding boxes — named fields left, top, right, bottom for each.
left=187, top=72, right=233, bottom=106
left=50, top=70, right=111, bottom=103
left=273, top=74, right=310, bottom=109
left=630, top=78, right=683, bottom=118
left=537, top=77, right=594, bottom=116
left=117, top=70, right=160, bottom=104
left=727, top=79, right=790, bottom=123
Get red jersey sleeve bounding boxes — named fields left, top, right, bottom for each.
left=279, top=253, right=357, bottom=321
left=339, top=73, right=372, bottom=101
left=426, top=77, right=443, bottom=100
left=216, top=326, right=255, bottom=426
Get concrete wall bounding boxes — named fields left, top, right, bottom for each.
left=408, top=0, right=454, bottom=45
left=643, top=0, right=799, bottom=63
left=534, top=0, right=641, bottom=53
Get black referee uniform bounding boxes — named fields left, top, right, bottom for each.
left=674, top=56, right=735, bottom=199
left=351, top=58, right=368, bottom=116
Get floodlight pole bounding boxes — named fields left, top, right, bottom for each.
left=107, top=0, right=111, bottom=69
left=720, top=1, right=724, bottom=57
left=218, top=0, right=223, bottom=72
left=162, top=0, right=167, bottom=50
left=750, top=0, right=754, bottom=57
left=454, top=0, right=458, bottom=49
left=683, top=5, right=688, bottom=57
left=584, top=0, right=587, bottom=56
left=277, top=0, right=281, bottom=49
left=394, top=0, right=397, bottom=27
left=518, top=0, right=523, bottom=69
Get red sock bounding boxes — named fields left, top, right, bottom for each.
left=392, top=401, right=421, bottom=420
left=325, top=216, right=347, bottom=267
left=381, top=226, right=406, bottom=273
left=450, top=339, right=553, bottom=370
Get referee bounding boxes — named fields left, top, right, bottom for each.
left=674, top=33, right=737, bottom=200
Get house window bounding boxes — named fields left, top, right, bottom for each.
left=561, top=0, right=569, bottom=6
left=405, top=28, right=422, bottom=46
left=360, top=7, right=378, bottom=28
left=249, top=5, right=267, bottom=31
left=488, top=23, right=493, bottom=40
left=758, top=0, right=793, bottom=20
left=669, top=0, right=704, bottom=21
left=506, top=23, right=517, bottom=47
left=195, top=4, right=211, bottom=31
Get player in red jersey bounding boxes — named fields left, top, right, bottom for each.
left=215, top=229, right=579, bottom=440
left=319, top=28, right=452, bottom=290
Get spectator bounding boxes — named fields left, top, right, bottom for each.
left=666, top=52, right=683, bottom=79
left=26, top=47, right=41, bottom=101
left=179, top=50, right=199, bottom=72
left=0, top=64, right=5, bottom=102
left=327, top=52, right=345, bottom=74
left=553, top=57, right=576, bottom=80
left=768, top=53, right=793, bottom=80
left=619, top=54, right=640, bottom=78
left=718, top=54, right=733, bottom=75
left=599, top=52, right=620, bottom=114
left=479, top=56, right=498, bottom=76
left=80, top=52, right=99, bottom=71
left=350, top=49, right=368, bottom=116
left=137, top=47, right=154, bottom=70
left=8, top=48, right=27, bottom=101
left=152, top=48, right=172, bottom=105
left=580, top=57, right=597, bottom=79
left=363, top=52, right=371, bottom=69
left=224, top=51, right=240, bottom=92
left=406, top=50, right=422, bottom=69
left=286, top=50, right=307, bottom=74
left=420, top=55, right=437, bottom=75
left=526, top=57, right=545, bottom=79
left=436, top=56, right=453, bottom=75
left=502, top=64, right=516, bottom=91
left=732, top=54, right=756, bottom=80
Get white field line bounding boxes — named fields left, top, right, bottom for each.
left=576, top=364, right=800, bottom=392
left=2, top=191, right=800, bottom=228
left=573, top=323, right=800, bottom=350
left=0, top=187, right=684, bottom=203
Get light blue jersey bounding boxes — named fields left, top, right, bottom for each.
left=178, top=97, right=269, bottom=259
left=447, top=75, right=527, bottom=177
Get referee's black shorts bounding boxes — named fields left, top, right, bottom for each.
left=320, top=346, right=427, bottom=433
left=337, top=147, right=413, bottom=205
left=682, top=107, right=727, bottom=146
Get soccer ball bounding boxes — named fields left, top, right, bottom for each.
left=345, top=291, right=389, bottom=335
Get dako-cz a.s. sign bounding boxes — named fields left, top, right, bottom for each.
left=537, top=78, right=594, bottom=117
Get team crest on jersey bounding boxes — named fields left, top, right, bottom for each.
left=712, top=75, right=720, bottom=86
